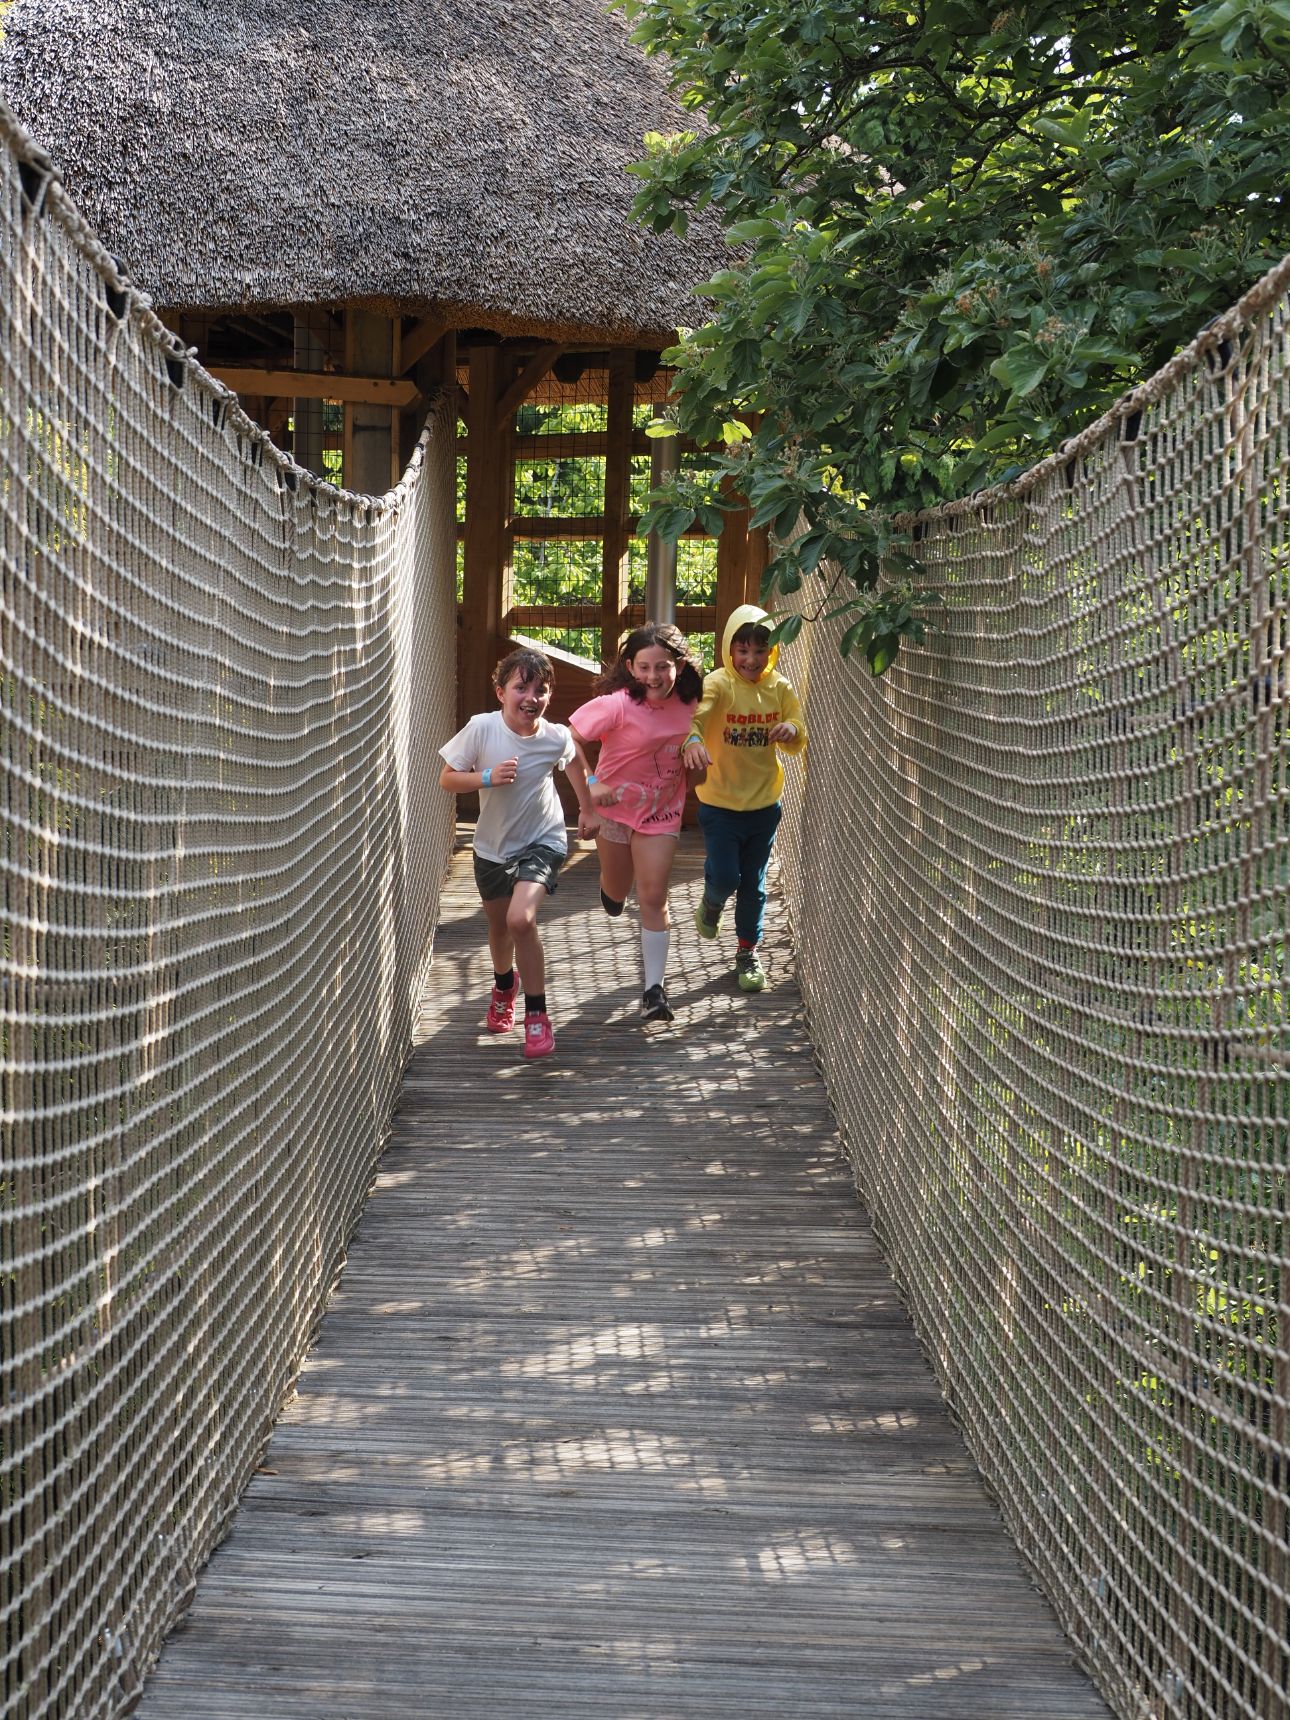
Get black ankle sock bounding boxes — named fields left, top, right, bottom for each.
left=525, top=992, right=547, bottom=1016
left=494, top=969, right=515, bottom=991
left=601, top=889, right=625, bottom=917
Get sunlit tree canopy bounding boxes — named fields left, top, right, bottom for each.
left=625, top=0, right=1290, bottom=668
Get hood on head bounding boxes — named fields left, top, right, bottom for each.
left=721, top=603, right=777, bottom=677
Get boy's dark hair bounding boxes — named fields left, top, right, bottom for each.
left=594, top=621, right=704, bottom=704
left=730, top=621, right=772, bottom=648
left=493, top=646, right=554, bottom=691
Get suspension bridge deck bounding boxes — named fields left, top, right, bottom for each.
left=134, top=831, right=1107, bottom=1719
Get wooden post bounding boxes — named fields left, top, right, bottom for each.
left=601, top=348, right=634, bottom=664
left=645, top=431, right=678, bottom=624
left=715, top=498, right=750, bottom=652
left=399, top=328, right=454, bottom=473
left=343, top=310, right=397, bottom=495
left=293, top=313, right=327, bottom=477
left=714, top=411, right=767, bottom=654
left=460, top=343, right=510, bottom=727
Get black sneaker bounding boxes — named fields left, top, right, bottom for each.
left=641, top=984, right=674, bottom=1022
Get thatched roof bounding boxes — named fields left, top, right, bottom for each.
left=0, top=0, right=722, bottom=341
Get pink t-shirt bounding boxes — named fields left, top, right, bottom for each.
left=570, top=688, right=698, bottom=835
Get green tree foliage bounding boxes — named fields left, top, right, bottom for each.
left=624, top=0, right=1290, bottom=669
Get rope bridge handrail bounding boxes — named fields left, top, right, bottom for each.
left=0, top=102, right=458, bottom=1717
left=778, top=252, right=1290, bottom=1720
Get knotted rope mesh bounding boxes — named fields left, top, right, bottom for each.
left=778, top=255, right=1290, bottom=1720
left=0, top=106, right=458, bottom=1717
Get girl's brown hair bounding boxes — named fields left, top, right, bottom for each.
left=492, top=646, right=554, bottom=691
left=594, top=622, right=704, bottom=704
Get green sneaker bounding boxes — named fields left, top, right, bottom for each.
left=694, top=896, right=724, bottom=939
left=735, top=947, right=767, bottom=992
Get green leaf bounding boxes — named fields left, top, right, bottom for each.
left=867, top=635, right=900, bottom=675
left=725, top=218, right=780, bottom=244
left=839, top=617, right=874, bottom=659
left=1003, top=345, right=1051, bottom=398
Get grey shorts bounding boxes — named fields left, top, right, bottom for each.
left=597, top=813, right=680, bottom=846
left=473, top=842, right=567, bottom=901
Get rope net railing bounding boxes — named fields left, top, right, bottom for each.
left=778, top=255, right=1290, bottom=1720
left=0, top=104, right=458, bottom=1718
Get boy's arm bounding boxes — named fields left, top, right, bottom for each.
left=439, top=721, right=517, bottom=792
left=680, top=673, right=726, bottom=770
left=439, top=759, right=517, bottom=791
left=768, top=681, right=807, bottom=753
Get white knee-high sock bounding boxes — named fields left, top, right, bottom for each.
left=641, top=927, right=670, bottom=991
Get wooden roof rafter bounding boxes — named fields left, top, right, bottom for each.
left=495, top=345, right=566, bottom=430
left=399, top=316, right=449, bottom=375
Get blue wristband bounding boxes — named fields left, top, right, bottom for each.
left=481, top=765, right=492, bottom=787
left=587, top=773, right=598, bottom=786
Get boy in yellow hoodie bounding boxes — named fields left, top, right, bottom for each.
left=681, top=605, right=807, bottom=991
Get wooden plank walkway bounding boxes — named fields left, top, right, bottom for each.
left=136, top=831, right=1108, bottom=1719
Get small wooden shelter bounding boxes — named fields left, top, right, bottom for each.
left=0, top=0, right=768, bottom=729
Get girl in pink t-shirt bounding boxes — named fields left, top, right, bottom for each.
left=570, top=623, right=705, bottom=1023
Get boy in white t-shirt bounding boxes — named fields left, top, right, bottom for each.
left=439, top=647, right=595, bottom=1060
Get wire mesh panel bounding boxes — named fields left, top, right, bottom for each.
left=777, top=256, right=1290, bottom=1720
left=0, top=106, right=458, bottom=1718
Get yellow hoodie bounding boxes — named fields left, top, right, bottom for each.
left=686, top=604, right=807, bottom=811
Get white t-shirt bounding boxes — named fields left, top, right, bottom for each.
left=439, top=711, right=574, bottom=863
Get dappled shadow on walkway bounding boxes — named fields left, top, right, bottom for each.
left=136, top=832, right=1107, bottom=1719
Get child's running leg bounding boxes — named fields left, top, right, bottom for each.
left=732, top=802, right=782, bottom=994
left=695, top=803, right=740, bottom=936
left=505, top=878, right=556, bottom=1059
left=481, top=894, right=518, bottom=1030
left=732, top=802, right=783, bottom=946
left=596, top=828, right=635, bottom=918
left=505, top=879, right=548, bottom=1001
left=632, top=833, right=679, bottom=1020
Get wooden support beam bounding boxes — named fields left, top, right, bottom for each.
left=600, top=348, right=634, bottom=664
left=715, top=492, right=768, bottom=649
left=399, top=317, right=449, bottom=375
left=495, top=345, right=566, bottom=431
left=460, top=344, right=512, bottom=728
left=503, top=430, right=698, bottom=461
left=510, top=602, right=716, bottom=634
left=509, top=515, right=710, bottom=540
left=344, top=311, right=400, bottom=495
left=210, top=367, right=420, bottom=408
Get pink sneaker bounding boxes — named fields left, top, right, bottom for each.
left=486, top=983, right=516, bottom=1033
left=523, top=1012, right=556, bottom=1059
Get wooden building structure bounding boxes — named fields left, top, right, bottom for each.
left=0, top=0, right=767, bottom=738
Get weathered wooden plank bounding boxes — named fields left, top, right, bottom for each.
left=208, top=365, right=420, bottom=407
left=134, top=834, right=1108, bottom=1720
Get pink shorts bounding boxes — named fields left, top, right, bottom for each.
left=597, top=813, right=680, bottom=845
